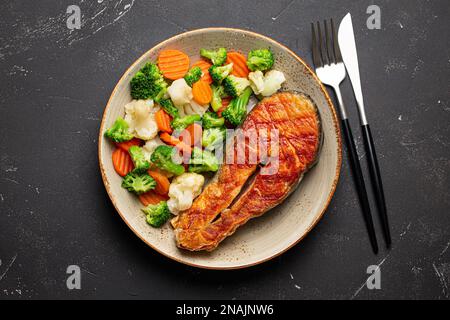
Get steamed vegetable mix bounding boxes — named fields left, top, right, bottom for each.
left=104, top=117, right=134, bottom=142
left=151, top=145, right=185, bottom=176
left=246, top=49, right=274, bottom=72
left=158, top=49, right=190, bottom=80
left=158, top=98, right=179, bottom=118
left=106, top=45, right=287, bottom=227
left=223, top=75, right=251, bottom=97
left=249, top=70, right=286, bottom=97
left=209, top=63, right=233, bottom=84
left=184, top=66, right=202, bottom=86
left=130, top=63, right=168, bottom=100
left=139, top=191, right=168, bottom=206
left=191, top=60, right=213, bottom=84
left=148, top=170, right=171, bottom=195
left=189, top=147, right=219, bottom=173
left=115, top=138, right=142, bottom=152
left=192, top=80, right=213, bottom=105
left=202, top=127, right=226, bottom=150
left=184, top=123, right=203, bottom=147
left=159, top=132, right=192, bottom=154
left=122, top=172, right=156, bottom=195
left=226, top=52, right=249, bottom=78
left=217, top=97, right=232, bottom=117
left=200, top=48, right=227, bottom=66
left=222, top=87, right=253, bottom=126
left=210, top=85, right=226, bottom=112
left=142, top=201, right=171, bottom=227
left=112, top=148, right=134, bottom=177
left=171, top=114, right=201, bottom=131
left=128, top=146, right=151, bottom=173
left=167, top=78, right=193, bottom=107
left=154, top=109, right=173, bottom=133
left=202, top=112, right=225, bottom=129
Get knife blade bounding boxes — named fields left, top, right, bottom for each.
left=338, top=13, right=392, bottom=247
left=338, top=13, right=368, bottom=125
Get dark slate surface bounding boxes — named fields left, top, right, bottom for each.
left=0, top=0, right=449, bottom=300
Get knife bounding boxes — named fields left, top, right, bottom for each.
left=338, top=13, right=391, bottom=247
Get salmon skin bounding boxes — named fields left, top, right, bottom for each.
left=172, top=92, right=323, bottom=251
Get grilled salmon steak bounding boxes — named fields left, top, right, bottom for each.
left=172, top=92, right=322, bottom=251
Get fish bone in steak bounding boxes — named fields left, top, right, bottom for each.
left=171, top=92, right=322, bottom=251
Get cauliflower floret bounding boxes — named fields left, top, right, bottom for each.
left=181, top=99, right=208, bottom=117
left=187, top=99, right=209, bottom=116
left=167, top=79, right=193, bottom=107
left=167, top=173, right=205, bottom=215
left=248, top=71, right=265, bottom=95
left=142, top=136, right=164, bottom=161
left=124, top=100, right=159, bottom=140
left=248, top=70, right=286, bottom=97
left=260, top=70, right=286, bottom=97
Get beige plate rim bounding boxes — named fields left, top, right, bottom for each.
left=98, top=27, right=342, bottom=270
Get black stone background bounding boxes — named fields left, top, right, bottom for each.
left=0, top=0, right=449, bottom=300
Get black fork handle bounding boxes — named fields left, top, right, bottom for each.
left=342, top=119, right=379, bottom=254
left=361, top=124, right=391, bottom=247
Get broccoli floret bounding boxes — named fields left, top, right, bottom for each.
left=202, top=111, right=225, bottom=129
left=121, top=172, right=156, bottom=195
left=150, top=145, right=185, bottom=176
left=202, top=127, right=226, bottom=150
left=104, top=117, right=134, bottom=142
left=222, top=87, right=253, bottom=127
left=184, top=66, right=202, bottom=86
left=130, top=62, right=168, bottom=100
left=223, top=75, right=251, bottom=97
left=171, top=114, right=201, bottom=131
left=247, top=49, right=274, bottom=72
left=158, top=98, right=179, bottom=118
left=200, top=48, right=227, bottom=66
left=210, top=85, right=226, bottom=112
left=189, top=147, right=219, bottom=173
left=154, top=87, right=168, bottom=102
left=128, top=146, right=150, bottom=173
left=209, top=63, right=233, bottom=84
left=142, top=201, right=171, bottom=227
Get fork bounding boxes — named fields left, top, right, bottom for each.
left=311, top=19, right=379, bottom=254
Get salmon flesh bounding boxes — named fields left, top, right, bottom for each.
left=171, top=92, right=323, bottom=251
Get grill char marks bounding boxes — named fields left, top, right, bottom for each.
left=172, top=92, right=322, bottom=251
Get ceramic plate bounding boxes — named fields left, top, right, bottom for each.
left=98, top=28, right=342, bottom=269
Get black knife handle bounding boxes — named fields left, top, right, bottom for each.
left=341, top=119, right=379, bottom=254
left=361, top=124, right=391, bottom=247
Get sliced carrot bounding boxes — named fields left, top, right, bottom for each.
left=155, top=109, right=173, bottom=133
left=147, top=170, right=171, bottom=196
left=139, top=191, right=169, bottom=206
left=226, top=51, right=249, bottom=78
left=160, top=132, right=180, bottom=146
left=217, top=97, right=232, bottom=117
left=115, top=138, right=142, bottom=152
left=183, top=123, right=203, bottom=147
left=192, top=59, right=213, bottom=84
left=192, top=80, right=212, bottom=105
left=159, top=132, right=192, bottom=155
left=112, top=148, right=134, bottom=177
left=158, top=49, right=190, bottom=80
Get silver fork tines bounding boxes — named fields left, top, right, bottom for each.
left=311, top=19, right=347, bottom=119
